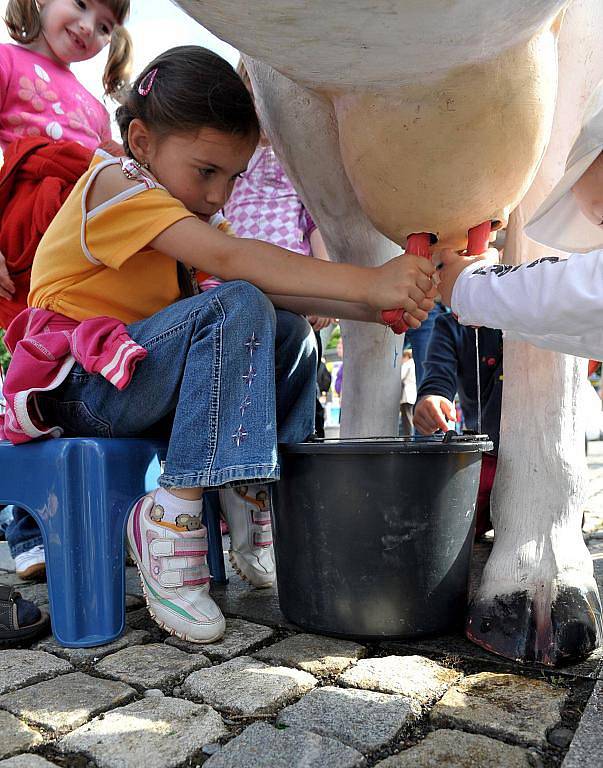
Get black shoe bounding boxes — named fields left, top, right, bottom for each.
left=0, top=584, right=50, bottom=647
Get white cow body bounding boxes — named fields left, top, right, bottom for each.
left=174, top=0, right=603, bottom=664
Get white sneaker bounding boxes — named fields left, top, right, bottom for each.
left=127, top=491, right=225, bottom=643
left=15, top=545, right=46, bottom=581
left=219, top=485, right=275, bottom=588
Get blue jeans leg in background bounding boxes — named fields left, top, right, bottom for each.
left=6, top=506, right=44, bottom=558
left=405, top=304, right=446, bottom=387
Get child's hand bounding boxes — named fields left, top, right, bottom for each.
left=414, top=395, right=456, bottom=434
left=0, top=252, right=15, bottom=301
left=371, top=254, right=436, bottom=324
left=307, top=315, right=335, bottom=331
left=436, top=248, right=499, bottom=307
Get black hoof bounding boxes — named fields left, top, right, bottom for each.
left=466, top=585, right=602, bottom=666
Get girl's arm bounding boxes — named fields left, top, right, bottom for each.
left=150, top=217, right=436, bottom=319
left=267, top=294, right=380, bottom=323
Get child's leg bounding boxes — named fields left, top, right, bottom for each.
left=37, top=281, right=283, bottom=640
left=6, top=508, right=45, bottom=581
left=220, top=309, right=317, bottom=587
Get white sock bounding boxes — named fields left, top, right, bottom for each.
left=155, top=487, right=203, bottom=524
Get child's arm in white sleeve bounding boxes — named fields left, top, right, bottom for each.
left=451, top=249, right=603, bottom=338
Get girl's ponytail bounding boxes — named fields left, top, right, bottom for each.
left=103, top=25, right=133, bottom=102
left=4, top=0, right=41, bottom=44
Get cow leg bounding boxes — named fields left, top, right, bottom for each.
left=468, top=0, right=603, bottom=666
left=467, top=341, right=601, bottom=665
left=244, top=58, right=402, bottom=436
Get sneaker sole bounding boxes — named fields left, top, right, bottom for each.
left=228, top=551, right=274, bottom=589
left=16, top=562, right=46, bottom=582
left=130, top=559, right=225, bottom=644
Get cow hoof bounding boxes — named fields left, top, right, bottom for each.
left=466, top=584, right=602, bottom=666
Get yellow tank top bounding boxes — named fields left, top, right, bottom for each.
left=29, top=151, right=195, bottom=324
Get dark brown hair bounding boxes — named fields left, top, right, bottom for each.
left=4, top=0, right=132, bottom=100
left=116, top=46, right=260, bottom=158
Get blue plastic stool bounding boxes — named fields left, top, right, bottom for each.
left=0, top=438, right=226, bottom=648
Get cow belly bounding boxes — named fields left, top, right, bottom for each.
left=332, top=31, right=558, bottom=249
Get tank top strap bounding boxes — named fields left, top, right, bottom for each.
left=80, top=153, right=166, bottom=266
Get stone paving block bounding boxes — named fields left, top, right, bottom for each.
left=276, top=685, right=419, bottom=753
left=338, top=655, right=460, bottom=705
left=166, top=618, right=275, bottom=661
left=562, top=679, right=603, bottom=768
left=125, top=593, right=145, bottom=610
left=430, top=672, right=566, bottom=747
left=0, top=650, right=72, bottom=694
left=183, top=656, right=317, bottom=716
left=35, top=629, right=150, bottom=665
left=254, top=633, right=365, bottom=676
left=374, top=729, right=532, bottom=767
left=204, top=721, right=366, bottom=768
left=95, top=643, right=210, bottom=690
left=59, top=696, right=228, bottom=768
left=125, top=566, right=143, bottom=597
left=0, top=671, right=136, bottom=734
left=0, top=757, right=57, bottom=768
left=0, top=710, right=42, bottom=759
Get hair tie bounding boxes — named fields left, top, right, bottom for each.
left=138, top=68, right=158, bottom=97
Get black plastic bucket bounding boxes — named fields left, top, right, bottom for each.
left=272, top=434, right=493, bottom=640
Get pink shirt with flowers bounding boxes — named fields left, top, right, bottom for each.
left=0, top=44, right=111, bottom=151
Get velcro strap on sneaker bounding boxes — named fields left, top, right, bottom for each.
left=159, top=564, right=210, bottom=587
left=166, top=555, right=206, bottom=571
left=252, top=508, right=272, bottom=525
left=150, top=536, right=207, bottom=558
left=253, top=527, right=273, bottom=547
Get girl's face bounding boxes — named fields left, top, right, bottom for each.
left=572, top=152, right=603, bottom=228
left=36, top=0, right=117, bottom=65
left=133, top=124, right=257, bottom=222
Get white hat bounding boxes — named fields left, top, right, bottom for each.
left=525, top=80, right=603, bottom=253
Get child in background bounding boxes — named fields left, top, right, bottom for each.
left=0, top=0, right=132, bottom=583
left=2, top=46, right=436, bottom=644
left=413, top=313, right=503, bottom=536
left=438, top=80, right=603, bottom=359
left=399, top=348, right=416, bottom=436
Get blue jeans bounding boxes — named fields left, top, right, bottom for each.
left=6, top=506, right=43, bottom=558
left=405, top=304, right=446, bottom=387
left=37, top=282, right=317, bottom=489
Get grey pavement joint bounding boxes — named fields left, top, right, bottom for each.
left=562, top=679, right=603, bottom=767
left=182, top=656, right=317, bottom=716
left=338, top=655, right=461, bottom=705
left=0, top=671, right=136, bottom=734
left=0, top=710, right=43, bottom=759
left=374, top=729, right=532, bottom=767
left=94, top=642, right=210, bottom=690
left=35, top=628, right=150, bottom=666
left=431, top=672, right=567, bottom=747
left=0, top=650, right=72, bottom=695
left=276, top=685, right=419, bottom=752
left=166, top=618, right=275, bottom=661
left=59, top=696, right=228, bottom=768
left=204, top=721, right=366, bottom=768
left=254, top=633, right=365, bottom=675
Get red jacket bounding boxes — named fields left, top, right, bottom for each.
left=0, top=137, right=93, bottom=329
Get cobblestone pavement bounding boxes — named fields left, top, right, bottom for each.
left=1, top=445, right=603, bottom=768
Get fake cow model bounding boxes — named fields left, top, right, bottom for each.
left=174, top=0, right=603, bottom=665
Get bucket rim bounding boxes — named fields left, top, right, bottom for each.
left=279, top=433, right=494, bottom=454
